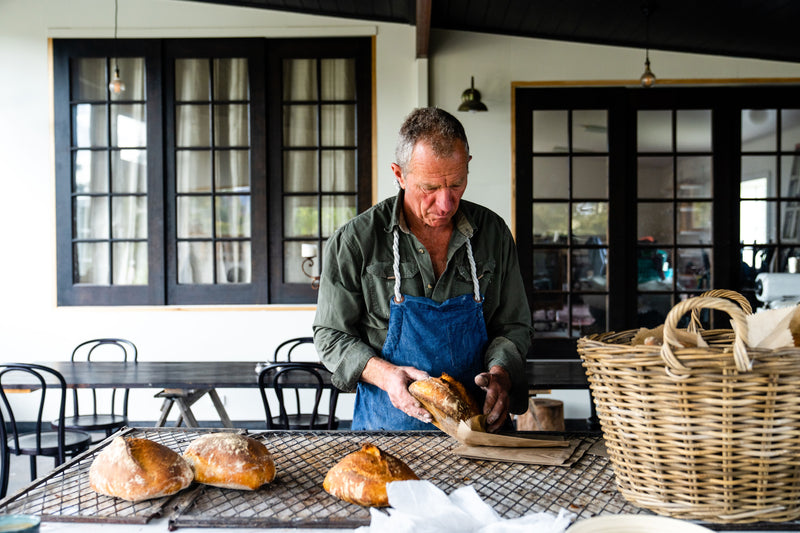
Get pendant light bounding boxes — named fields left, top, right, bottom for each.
left=457, top=76, right=488, bottom=112
left=640, top=4, right=656, bottom=88
left=109, top=0, right=126, bottom=94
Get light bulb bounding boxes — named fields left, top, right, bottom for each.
left=640, top=56, right=656, bottom=88
left=109, top=67, right=126, bottom=94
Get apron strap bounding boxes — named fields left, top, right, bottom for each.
left=392, top=229, right=403, bottom=302
left=465, top=238, right=482, bottom=302
left=392, top=228, right=482, bottom=302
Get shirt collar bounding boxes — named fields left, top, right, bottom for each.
left=386, top=189, right=476, bottom=239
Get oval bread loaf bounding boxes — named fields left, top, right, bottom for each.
left=408, top=372, right=480, bottom=431
left=89, top=436, right=194, bottom=502
left=183, top=433, right=276, bottom=490
left=323, top=443, right=418, bottom=507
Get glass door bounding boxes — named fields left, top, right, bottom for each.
left=636, top=109, right=713, bottom=326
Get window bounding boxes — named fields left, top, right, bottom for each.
left=515, top=85, right=800, bottom=358
left=54, top=38, right=372, bottom=306
left=740, top=108, right=800, bottom=292
left=526, top=107, right=609, bottom=340
left=636, top=109, right=713, bottom=326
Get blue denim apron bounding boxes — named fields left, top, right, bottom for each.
left=352, top=229, right=488, bottom=430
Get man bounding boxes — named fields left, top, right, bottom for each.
left=313, top=107, right=532, bottom=432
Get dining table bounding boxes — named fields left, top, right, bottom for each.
left=10, top=361, right=336, bottom=429
left=3, top=360, right=590, bottom=431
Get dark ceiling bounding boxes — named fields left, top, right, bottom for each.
left=184, top=0, right=800, bottom=64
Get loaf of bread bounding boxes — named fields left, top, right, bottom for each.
left=323, top=443, right=419, bottom=507
left=408, top=372, right=481, bottom=432
left=182, top=433, right=276, bottom=490
left=89, top=436, right=194, bottom=502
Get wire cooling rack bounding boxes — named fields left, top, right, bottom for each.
left=0, top=427, right=646, bottom=529
left=168, top=430, right=641, bottom=529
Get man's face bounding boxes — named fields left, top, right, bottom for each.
left=392, top=140, right=470, bottom=229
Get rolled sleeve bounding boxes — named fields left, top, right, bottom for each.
left=480, top=216, right=532, bottom=415
left=484, top=337, right=528, bottom=414
left=312, top=227, right=379, bottom=392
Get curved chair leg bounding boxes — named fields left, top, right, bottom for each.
left=29, top=455, right=37, bottom=481
left=0, top=446, right=9, bottom=499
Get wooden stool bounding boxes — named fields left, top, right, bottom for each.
left=515, top=397, right=565, bottom=431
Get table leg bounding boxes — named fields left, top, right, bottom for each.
left=156, top=388, right=204, bottom=428
left=155, top=388, right=234, bottom=428
left=174, top=397, right=199, bottom=427
left=156, top=398, right=174, bottom=428
left=207, top=389, right=233, bottom=428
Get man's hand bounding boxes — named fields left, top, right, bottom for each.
left=475, top=365, right=512, bottom=433
left=361, top=357, right=432, bottom=423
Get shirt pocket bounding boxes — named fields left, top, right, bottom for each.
left=456, top=258, right=496, bottom=296
left=365, top=261, right=421, bottom=320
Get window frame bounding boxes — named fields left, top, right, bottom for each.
left=55, top=39, right=165, bottom=306
left=54, top=37, right=372, bottom=306
left=163, top=38, right=268, bottom=305
left=266, top=38, right=374, bottom=304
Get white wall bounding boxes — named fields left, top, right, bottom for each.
left=1, top=0, right=800, bottom=424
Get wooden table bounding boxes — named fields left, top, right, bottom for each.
left=17, top=361, right=333, bottom=429
left=5, top=360, right=587, bottom=429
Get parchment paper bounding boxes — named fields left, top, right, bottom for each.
left=446, top=415, right=581, bottom=466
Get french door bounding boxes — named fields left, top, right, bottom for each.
left=515, top=85, right=800, bottom=358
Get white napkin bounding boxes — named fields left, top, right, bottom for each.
left=743, top=305, right=797, bottom=349
left=354, top=480, right=575, bottom=533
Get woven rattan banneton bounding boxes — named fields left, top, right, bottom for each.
left=578, top=292, right=800, bottom=523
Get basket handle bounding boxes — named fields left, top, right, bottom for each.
left=661, top=296, right=751, bottom=373
left=688, top=289, right=753, bottom=332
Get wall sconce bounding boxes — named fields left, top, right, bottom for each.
left=301, top=243, right=320, bottom=290
left=109, top=0, right=125, bottom=94
left=457, top=76, right=488, bottom=112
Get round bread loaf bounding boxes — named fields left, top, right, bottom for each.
left=323, top=443, right=419, bottom=507
left=183, top=433, right=275, bottom=490
left=408, top=372, right=481, bottom=431
left=89, top=436, right=194, bottom=502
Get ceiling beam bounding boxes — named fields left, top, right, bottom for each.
left=416, top=0, right=431, bottom=58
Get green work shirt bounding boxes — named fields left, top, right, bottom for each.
left=312, top=191, right=533, bottom=414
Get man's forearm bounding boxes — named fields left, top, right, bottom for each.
left=312, top=326, right=376, bottom=392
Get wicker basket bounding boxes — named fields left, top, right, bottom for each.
left=578, top=292, right=800, bottom=523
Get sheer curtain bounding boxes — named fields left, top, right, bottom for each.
left=75, top=57, right=146, bottom=285
left=175, top=58, right=251, bottom=284
left=282, top=58, right=355, bottom=283
left=172, top=56, right=355, bottom=286
left=112, top=56, right=148, bottom=285
left=176, top=58, right=213, bottom=284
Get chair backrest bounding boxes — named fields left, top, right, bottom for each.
left=272, top=337, right=314, bottom=362
left=257, top=362, right=337, bottom=429
left=0, top=363, right=69, bottom=463
left=70, top=338, right=137, bottom=417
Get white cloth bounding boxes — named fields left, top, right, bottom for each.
left=354, top=480, right=575, bottom=533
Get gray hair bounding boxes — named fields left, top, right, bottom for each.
left=394, top=107, right=470, bottom=174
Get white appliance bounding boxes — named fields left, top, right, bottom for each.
left=755, top=273, right=800, bottom=309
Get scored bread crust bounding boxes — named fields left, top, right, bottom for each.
left=182, top=433, right=276, bottom=490
left=89, top=436, right=194, bottom=502
left=323, top=443, right=419, bottom=507
left=407, top=372, right=481, bottom=430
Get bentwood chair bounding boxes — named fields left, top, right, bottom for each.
left=0, top=363, right=92, bottom=490
left=258, top=362, right=339, bottom=430
left=54, top=338, right=138, bottom=442
left=272, top=336, right=315, bottom=363
left=0, top=407, right=8, bottom=498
